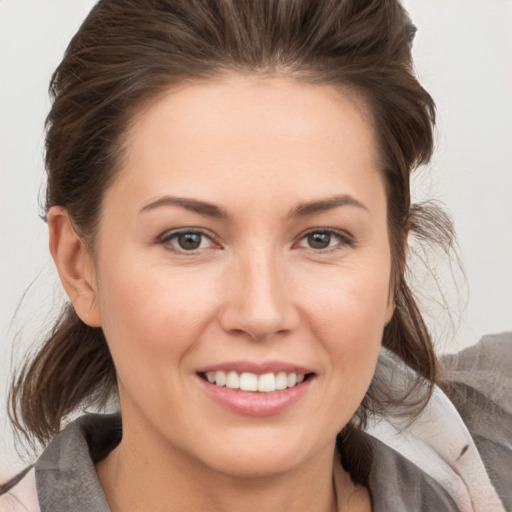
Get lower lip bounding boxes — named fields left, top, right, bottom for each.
left=198, top=376, right=313, bottom=416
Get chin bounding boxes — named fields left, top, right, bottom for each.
left=210, top=452, right=304, bottom=480
left=195, top=430, right=331, bottom=480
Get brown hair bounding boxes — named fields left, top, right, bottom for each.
left=9, top=0, right=454, bottom=470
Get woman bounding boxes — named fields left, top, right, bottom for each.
left=1, top=0, right=510, bottom=511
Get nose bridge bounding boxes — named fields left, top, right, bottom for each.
left=221, top=243, right=296, bottom=340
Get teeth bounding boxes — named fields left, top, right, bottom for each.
left=275, top=372, right=288, bottom=390
left=258, top=372, right=275, bottom=392
left=204, top=371, right=307, bottom=392
left=215, top=371, right=226, bottom=386
left=239, top=372, right=258, bottom=391
left=287, top=373, right=297, bottom=387
left=226, top=371, right=239, bottom=389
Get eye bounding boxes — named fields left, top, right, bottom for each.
left=159, top=229, right=218, bottom=252
left=295, top=229, right=352, bottom=251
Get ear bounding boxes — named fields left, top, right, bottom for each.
left=48, top=206, right=102, bottom=327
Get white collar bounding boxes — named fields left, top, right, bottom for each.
left=365, top=347, right=505, bottom=512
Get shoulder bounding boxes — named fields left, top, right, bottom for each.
left=33, top=414, right=118, bottom=512
left=0, top=468, right=39, bottom=512
left=442, top=331, right=512, bottom=409
left=2, top=414, right=119, bottom=512
left=441, top=332, right=512, bottom=511
left=441, top=332, right=512, bottom=443
left=363, top=436, right=461, bottom=512
left=364, top=336, right=511, bottom=511
left=441, top=331, right=512, bottom=440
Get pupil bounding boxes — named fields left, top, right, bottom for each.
left=178, top=232, right=201, bottom=250
left=308, top=232, right=330, bottom=249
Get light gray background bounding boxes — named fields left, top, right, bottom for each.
left=1, top=0, right=511, bottom=477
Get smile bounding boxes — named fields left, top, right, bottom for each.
left=201, top=371, right=306, bottom=392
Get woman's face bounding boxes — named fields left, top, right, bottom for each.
left=90, top=75, right=394, bottom=477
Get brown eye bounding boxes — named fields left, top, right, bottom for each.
left=295, top=229, right=353, bottom=252
left=306, top=232, right=332, bottom=249
left=176, top=232, right=202, bottom=250
left=160, top=229, right=217, bottom=252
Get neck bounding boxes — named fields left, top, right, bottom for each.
left=95, top=400, right=373, bottom=512
left=96, top=429, right=345, bottom=512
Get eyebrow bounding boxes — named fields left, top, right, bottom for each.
left=139, top=193, right=367, bottom=219
left=139, top=196, right=228, bottom=218
left=290, top=194, right=368, bottom=217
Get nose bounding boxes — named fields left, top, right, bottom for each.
left=218, top=249, right=300, bottom=342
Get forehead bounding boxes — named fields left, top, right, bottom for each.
left=129, top=74, right=375, bottom=153
left=111, top=74, right=382, bottom=210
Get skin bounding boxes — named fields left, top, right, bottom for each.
left=49, top=75, right=394, bottom=512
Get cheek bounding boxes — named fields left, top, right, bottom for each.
left=307, top=261, right=391, bottom=336
left=95, top=256, right=221, bottom=371
left=303, top=260, right=391, bottom=380
left=94, top=264, right=225, bottom=423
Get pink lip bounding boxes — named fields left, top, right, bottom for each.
left=196, top=360, right=313, bottom=375
left=197, top=374, right=314, bottom=417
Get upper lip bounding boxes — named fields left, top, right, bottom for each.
left=196, top=360, right=314, bottom=375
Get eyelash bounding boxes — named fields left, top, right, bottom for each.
left=294, top=228, right=354, bottom=252
left=158, top=228, right=354, bottom=254
left=159, top=228, right=220, bottom=253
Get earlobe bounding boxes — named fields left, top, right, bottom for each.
left=48, top=206, right=102, bottom=327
